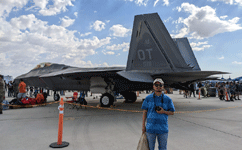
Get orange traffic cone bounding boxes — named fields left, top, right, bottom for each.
left=225, top=89, right=230, bottom=102
left=197, top=88, right=201, bottom=100
left=50, top=98, right=69, bottom=148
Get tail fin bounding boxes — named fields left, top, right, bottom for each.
left=173, top=38, right=201, bottom=71
left=126, top=13, right=191, bottom=72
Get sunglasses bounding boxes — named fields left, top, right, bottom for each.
left=154, top=84, right=163, bottom=87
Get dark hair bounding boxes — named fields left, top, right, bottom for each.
left=20, top=79, right=23, bottom=81
left=0, top=74, right=3, bottom=78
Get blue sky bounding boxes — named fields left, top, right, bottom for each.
left=0, top=0, right=242, bottom=79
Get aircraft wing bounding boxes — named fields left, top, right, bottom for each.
left=152, top=71, right=229, bottom=84
left=40, top=67, right=126, bottom=78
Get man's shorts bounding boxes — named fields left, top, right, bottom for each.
left=17, top=93, right=26, bottom=99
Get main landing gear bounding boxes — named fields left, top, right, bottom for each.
left=54, top=91, right=60, bottom=101
left=100, top=93, right=114, bottom=107
left=99, top=91, right=137, bottom=107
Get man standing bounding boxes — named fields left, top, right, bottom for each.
left=0, top=74, right=5, bottom=114
left=17, top=79, right=26, bottom=100
left=235, top=82, right=241, bottom=100
left=190, top=83, right=196, bottom=97
left=142, top=78, right=175, bottom=150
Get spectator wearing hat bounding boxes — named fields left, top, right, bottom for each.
left=0, top=74, right=5, bottom=114
left=141, top=78, right=175, bottom=150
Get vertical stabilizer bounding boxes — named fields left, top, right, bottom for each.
left=173, top=38, right=201, bottom=71
left=126, top=13, right=190, bottom=72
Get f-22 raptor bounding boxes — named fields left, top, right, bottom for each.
left=14, top=13, right=227, bottom=107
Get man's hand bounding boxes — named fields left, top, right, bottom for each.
left=156, top=107, right=166, bottom=114
left=156, top=107, right=174, bottom=115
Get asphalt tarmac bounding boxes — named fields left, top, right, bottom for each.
left=1, top=91, right=242, bottom=150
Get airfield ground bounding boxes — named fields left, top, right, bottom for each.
left=1, top=91, right=242, bottom=150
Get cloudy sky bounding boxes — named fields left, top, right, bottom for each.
left=0, top=0, right=242, bottom=79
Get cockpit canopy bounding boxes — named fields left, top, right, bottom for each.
left=33, top=62, right=52, bottom=70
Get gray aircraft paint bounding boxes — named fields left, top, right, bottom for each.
left=173, top=38, right=201, bottom=71
left=126, top=13, right=191, bottom=73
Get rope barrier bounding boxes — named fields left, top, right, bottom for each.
left=2, top=99, right=242, bottom=114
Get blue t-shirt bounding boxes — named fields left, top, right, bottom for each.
left=141, top=93, right=175, bottom=134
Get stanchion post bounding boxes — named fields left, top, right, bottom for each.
left=50, top=98, right=69, bottom=148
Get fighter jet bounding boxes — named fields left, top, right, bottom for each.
left=14, top=13, right=227, bottom=107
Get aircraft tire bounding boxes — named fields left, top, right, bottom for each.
left=100, top=93, right=114, bottom=107
left=54, top=94, right=60, bottom=101
left=123, top=92, right=137, bottom=103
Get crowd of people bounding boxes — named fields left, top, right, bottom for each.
left=181, top=81, right=241, bottom=101
left=216, top=81, right=241, bottom=101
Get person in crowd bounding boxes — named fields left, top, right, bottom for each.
left=229, top=82, right=235, bottom=101
left=142, top=78, right=175, bottom=150
left=29, top=86, right=33, bottom=97
left=190, top=83, right=196, bottom=98
left=225, top=82, right=231, bottom=100
left=8, top=81, right=13, bottom=97
left=12, top=80, right=18, bottom=97
left=4, top=80, right=7, bottom=91
left=17, top=79, right=26, bottom=100
left=0, top=74, right=5, bottom=114
left=215, top=82, right=219, bottom=97
left=218, top=82, right=225, bottom=100
left=235, top=82, right=241, bottom=100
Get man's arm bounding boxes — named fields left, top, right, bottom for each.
left=142, top=110, right=147, bottom=133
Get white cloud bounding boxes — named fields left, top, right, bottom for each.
left=74, top=12, right=78, bottom=18
left=175, top=3, right=242, bottom=39
left=125, top=0, right=149, bottom=6
left=164, top=17, right=173, bottom=22
left=110, top=24, right=131, bottom=37
left=228, top=17, right=240, bottom=24
left=78, top=36, right=111, bottom=50
left=79, top=32, right=92, bottom=37
left=172, top=17, right=183, bottom=24
left=163, top=0, right=169, bottom=6
left=60, top=16, right=75, bottom=27
left=220, top=15, right=228, bottom=19
left=154, top=0, right=160, bottom=6
left=190, top=41, right=212, bottom=51
left=190, top=41, right=209, bottom=47
left=232, top=61, right=242, bottom=64
left=0, top=14, right=111, bottom=78
left=33, top=0, right=48, bottom=9
left=91, top=20, right=106, bottom=31
left=34, top=0, right=75, bottom=16
left=72, top=60, right=110, bottom=68
left=0, top=0, right=29, bottom=17
left=219, top=56, right=225, bottom=59
left=102, top=62, right=109, bottom=67
left=210, top=0, right=242, bottom=6
left=106, top=42, right=130, bottom=52
left=172, top=27, right=188, bottom=38
left=102, top=50, right=115, bottom=55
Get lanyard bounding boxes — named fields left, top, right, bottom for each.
left=153, top=93, right=164, bottom=108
